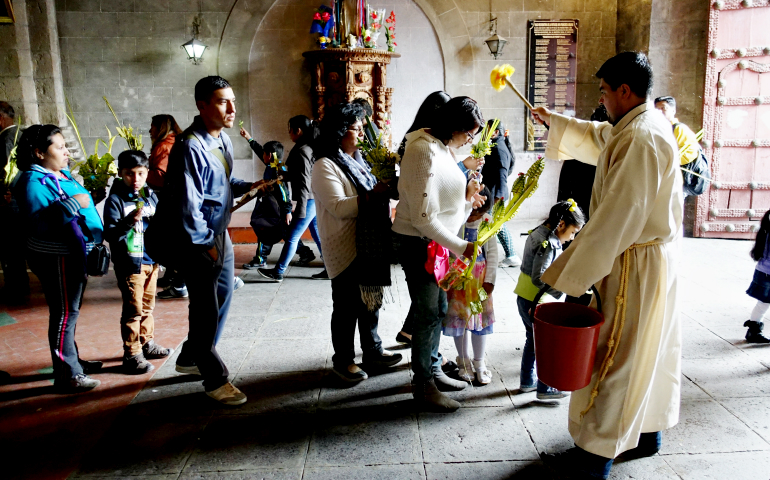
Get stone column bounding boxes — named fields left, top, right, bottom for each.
left=0, top=0, right=40, bottom=124
left=25, top=0, right=67, bottom=125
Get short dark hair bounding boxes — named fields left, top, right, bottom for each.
left=263, top=140, right=284, bottom=161
left=430, top=96, right=484, bottom=142
left=0, top=101, right=15, bottom=120
left=654, top=96, right=676, bottom=109
left=590, top=104, right=609, bottom=122
left=352, top=97, right=373, bottom=117
left=194, top=76, right=232, bottom=102
left=596, top=52, right=653, bottom=99
left=16, top=124, right=62, bottom=171
left=314, top=102, right=365, bottom=159
left=118, top=150, right=149, bottom=170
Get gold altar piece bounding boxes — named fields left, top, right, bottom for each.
left=303, top=48, right=400, bottom=147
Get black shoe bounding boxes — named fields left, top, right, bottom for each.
left=79, top=359, right=103, bottom=374
left=621, top=431, right=662, bottom=459
left=142, top=340, right=174, bottom=359
left=332, top=363, right=368, bottom=382
left=123, top=353, right=155, bottom=375
left=744, top=320, right=770, bottom=344
left=541, top=447, right=613, bottom=480
left=311, top=269, right=329, bottom=280
left=296, top=251, right=316, bottom=267
left=441, top=360, right=459, bottom=374
left=175, top=357, right=200, bottom=375
left=363, top=350, right=403, bottom=368
left=258, top=267, right=284, bottom=282
left=56, top=373, right=100, bottom=392
left=395, top=331, right=412, bottom=346
left=242, top=258, right=267, bottom=270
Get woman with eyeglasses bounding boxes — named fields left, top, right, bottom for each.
left=392, top=96, right=487, bottom=412
left=311, top=102, right=403, bottom=383
left=14, top=124, right=105, bottom=392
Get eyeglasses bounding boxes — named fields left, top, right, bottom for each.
left=348, top=126, right=364, bottom=133
left=464, top=130, right=476, bottom=141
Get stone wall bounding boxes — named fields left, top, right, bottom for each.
left=616, top=0, right=651, bottom=53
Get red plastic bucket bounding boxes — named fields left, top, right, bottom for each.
left=532, top=287, right=604, bottom=392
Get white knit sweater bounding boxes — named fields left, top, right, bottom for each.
left=311, top=156, right=359, bottom=279
left=392, top=129, right=472, bottom=256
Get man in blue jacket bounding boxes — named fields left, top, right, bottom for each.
left=150, top=76, right=256, bottom=405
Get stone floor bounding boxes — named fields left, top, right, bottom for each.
left=3, top=220, right=770, bottom=479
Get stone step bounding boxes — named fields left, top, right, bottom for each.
left=227, top=211, right=315, bottom=244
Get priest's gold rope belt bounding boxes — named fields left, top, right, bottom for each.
left=580, top=240, right=663, bottom=418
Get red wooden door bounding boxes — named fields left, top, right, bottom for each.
left=697, top=1, right=770, bottom=238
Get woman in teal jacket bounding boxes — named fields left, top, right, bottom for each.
left=14, top=124, right=104, bottom=393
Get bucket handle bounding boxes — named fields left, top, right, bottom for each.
left=531, top=284, right=602, bottom=314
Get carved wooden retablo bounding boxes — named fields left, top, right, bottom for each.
left=303, top=48, right=400, bottom=147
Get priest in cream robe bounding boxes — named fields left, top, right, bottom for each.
left=532, top=52, right=684, bottom=479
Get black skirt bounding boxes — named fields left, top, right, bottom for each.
left=747, top=269, right=770, bottom=303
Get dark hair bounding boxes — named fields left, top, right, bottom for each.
left=0, top=101, right=15, bottom=120
left=288, top=115, right=319, bottom=145
left=263, top=140, right=284, bottom=161
left=472, top=186, right=493, bottom=215
left=352, top=98, right=373, bottom=117
left=194, top=76, right=231, bottom=102
left=489, top=118, right=514, bottom=159
left=596, top=51, right=653, bottom=99
left=118, top=150, right=149, bottom=170
left=654, top=96, right=676, bottom=109
left=751, top=209, right=770, bottom=261
left=545, top=200, right=586, bottom=230
left=430, top=96, right=484, bottom=142
left=314, top=102, right=365, bottom=159
left=590, top=104, right=609, bottom=122
left=16, top=124, right=62, bottom=171
left=151, top=114, right=183, bottom=145
left=398, top=91, right=452, bottom=157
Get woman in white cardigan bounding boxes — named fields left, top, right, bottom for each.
left=392, top=96, right=486, bottom=412
left=311, top=102, right=402, bottom=383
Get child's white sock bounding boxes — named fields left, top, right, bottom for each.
left=471, top=334, right=487, bottom=361
left=454, top=331, right=470, bottom=359
left=750, top=300, right=770, bottom=322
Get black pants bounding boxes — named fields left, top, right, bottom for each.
left=330, top=262, right=382, bottom=367
left=0, top=205, right=30, bottom=294
left=177, top=233, right=231, bottom=391
left=28, top=251, right=87, bottom=380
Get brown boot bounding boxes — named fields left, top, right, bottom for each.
left=414, top=378, right=460, bottom=412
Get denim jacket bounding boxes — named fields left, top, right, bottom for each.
left=175, top=117, right=251, bottom=248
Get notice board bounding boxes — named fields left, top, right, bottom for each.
left=526, top=19, right=578, bottom=151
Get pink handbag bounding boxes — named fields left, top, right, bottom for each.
left=425, top=240, right=450, bottom=283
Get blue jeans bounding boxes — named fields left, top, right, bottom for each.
left=396, top=234, right=447, bottom=382
left=276, top=199, right=322, bottom=275
left=517, top=296, right=552, bottom=393
left=177, top=233, right=234, bottom=390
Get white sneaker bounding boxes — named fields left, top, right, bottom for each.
left=473, top=359, right=492, bottom=385
left=456, top=356, right=474, bottom=382
left=206, top=382, right=247, bottom=405
left=234, top=276, right=244, bottom=291
left=501, top=255, right=522, bottom=268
